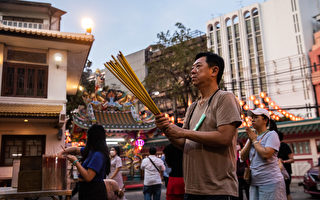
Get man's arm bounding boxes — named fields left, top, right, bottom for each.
left=164, top=122, right=238, bottom=147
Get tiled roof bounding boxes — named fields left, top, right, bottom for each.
left=0, top=103, right=62, bottom=117
left=73, top=110, right=156, bottom=131
left=0, top=23, right=94, bottom=42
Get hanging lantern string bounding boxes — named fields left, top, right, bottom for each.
left=104, top=51, right=161, bottom=115
left=239, top=92, right=303, bottom=121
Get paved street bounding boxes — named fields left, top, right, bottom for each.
left=112, top=182, right=317, bottom=200
left=32, top=182, right=317, bottom=200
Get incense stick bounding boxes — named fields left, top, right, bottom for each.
left=104, top=52, right=161, bottom=115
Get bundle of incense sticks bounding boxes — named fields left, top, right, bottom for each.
left=104, top=51, right=161, bottom=115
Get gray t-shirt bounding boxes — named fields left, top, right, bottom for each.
left=182, top=90, right=241, bottom=196
left=249, top=130, right=283, bottom=185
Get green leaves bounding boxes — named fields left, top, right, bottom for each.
left=145, top=23, right=207, bottom=115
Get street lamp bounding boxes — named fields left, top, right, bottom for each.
left=81, top=18, right=93, bottom=34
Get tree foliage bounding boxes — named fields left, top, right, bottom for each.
left=66, top=60, right=95, bottom=116
left=145, top=23, right=207, bottom=112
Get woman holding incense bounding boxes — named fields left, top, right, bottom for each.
left=59, top=124, right=110, bottom=200
left=240, top=108, right=285, bottom=200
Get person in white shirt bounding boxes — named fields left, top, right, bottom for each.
left=141, top=147, right=165, bottom=200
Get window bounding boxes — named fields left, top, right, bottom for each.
left=252, top=8, right=258, bottom=17
left=234, top=24, right=239, bottom=38
left=0, top=135, right=46, bottom=166
left=256, top=36, right=262, bottom=51
left=246, top=20, right=252, bottom=34
left=2, top=16, right=44, bottom=30
left=289, top=141, right=310, bottom=154
left=216, top=30, right=221, bottom=44
left=7, top=50, right=47, bottom=64
left=1, top=62, right=48, bottom=98
left=227, top=26, right=232, bottom=41
left=244, top=11, right=250, bottom=19
left=209, top=32, right=214, bottom=46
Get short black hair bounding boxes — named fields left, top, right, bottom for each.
left=195, top=52, right=225, bottom=84
left=149, top=147, right=157, bottom=155
left=112, top=146, right=121, bottom=156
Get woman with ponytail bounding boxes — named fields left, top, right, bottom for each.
left=240, top=108, right=286, bottom=200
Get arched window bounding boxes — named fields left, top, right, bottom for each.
left=215, top=22, right=220, bottom=29
left=233, top=16, right=239, bottom=24
left=226, top=18, right=231, bottom=27
left=244, top=11, right=250, bottom=19
left=208, top=24, right=214, bottom=46
left=252, top=8, right=258, bottom=16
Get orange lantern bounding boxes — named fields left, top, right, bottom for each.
left=243, top=104, right=249, bottom=110
left=260, top=92, right=266, bottom=98
left=242, top=121, right=247, bottom=127
left=259, top=103, right=265, bottom=109
left=249, top=95, right=256, bottom=101
left=254, top=99, right=260, bottom=105
left=264, top=97, right=271, bottom=102
left=239, top=100, right=245, bottom=106
left=269, top=101, right=275, bottom=107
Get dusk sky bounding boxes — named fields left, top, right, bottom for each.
left=27, top=0, right=264, bottom=70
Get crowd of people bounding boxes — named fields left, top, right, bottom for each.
left=60, top=52, right=295, bottom=200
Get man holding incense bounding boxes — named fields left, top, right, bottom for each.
left=155, top=52, right=241, bottom=199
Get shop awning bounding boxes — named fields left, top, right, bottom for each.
left=0, top=103, right=62, bottom=117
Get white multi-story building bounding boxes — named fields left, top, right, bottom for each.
left=207, top=0, right=320, bottom=118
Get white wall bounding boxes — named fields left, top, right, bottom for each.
left=260, top=0, right=298, bottom=59
left=261, top=0, right=318, bottom=118
left=47, top=49, right=67, bottom=101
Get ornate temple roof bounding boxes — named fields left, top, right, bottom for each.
left=73, top=110, right=156, bottom=132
